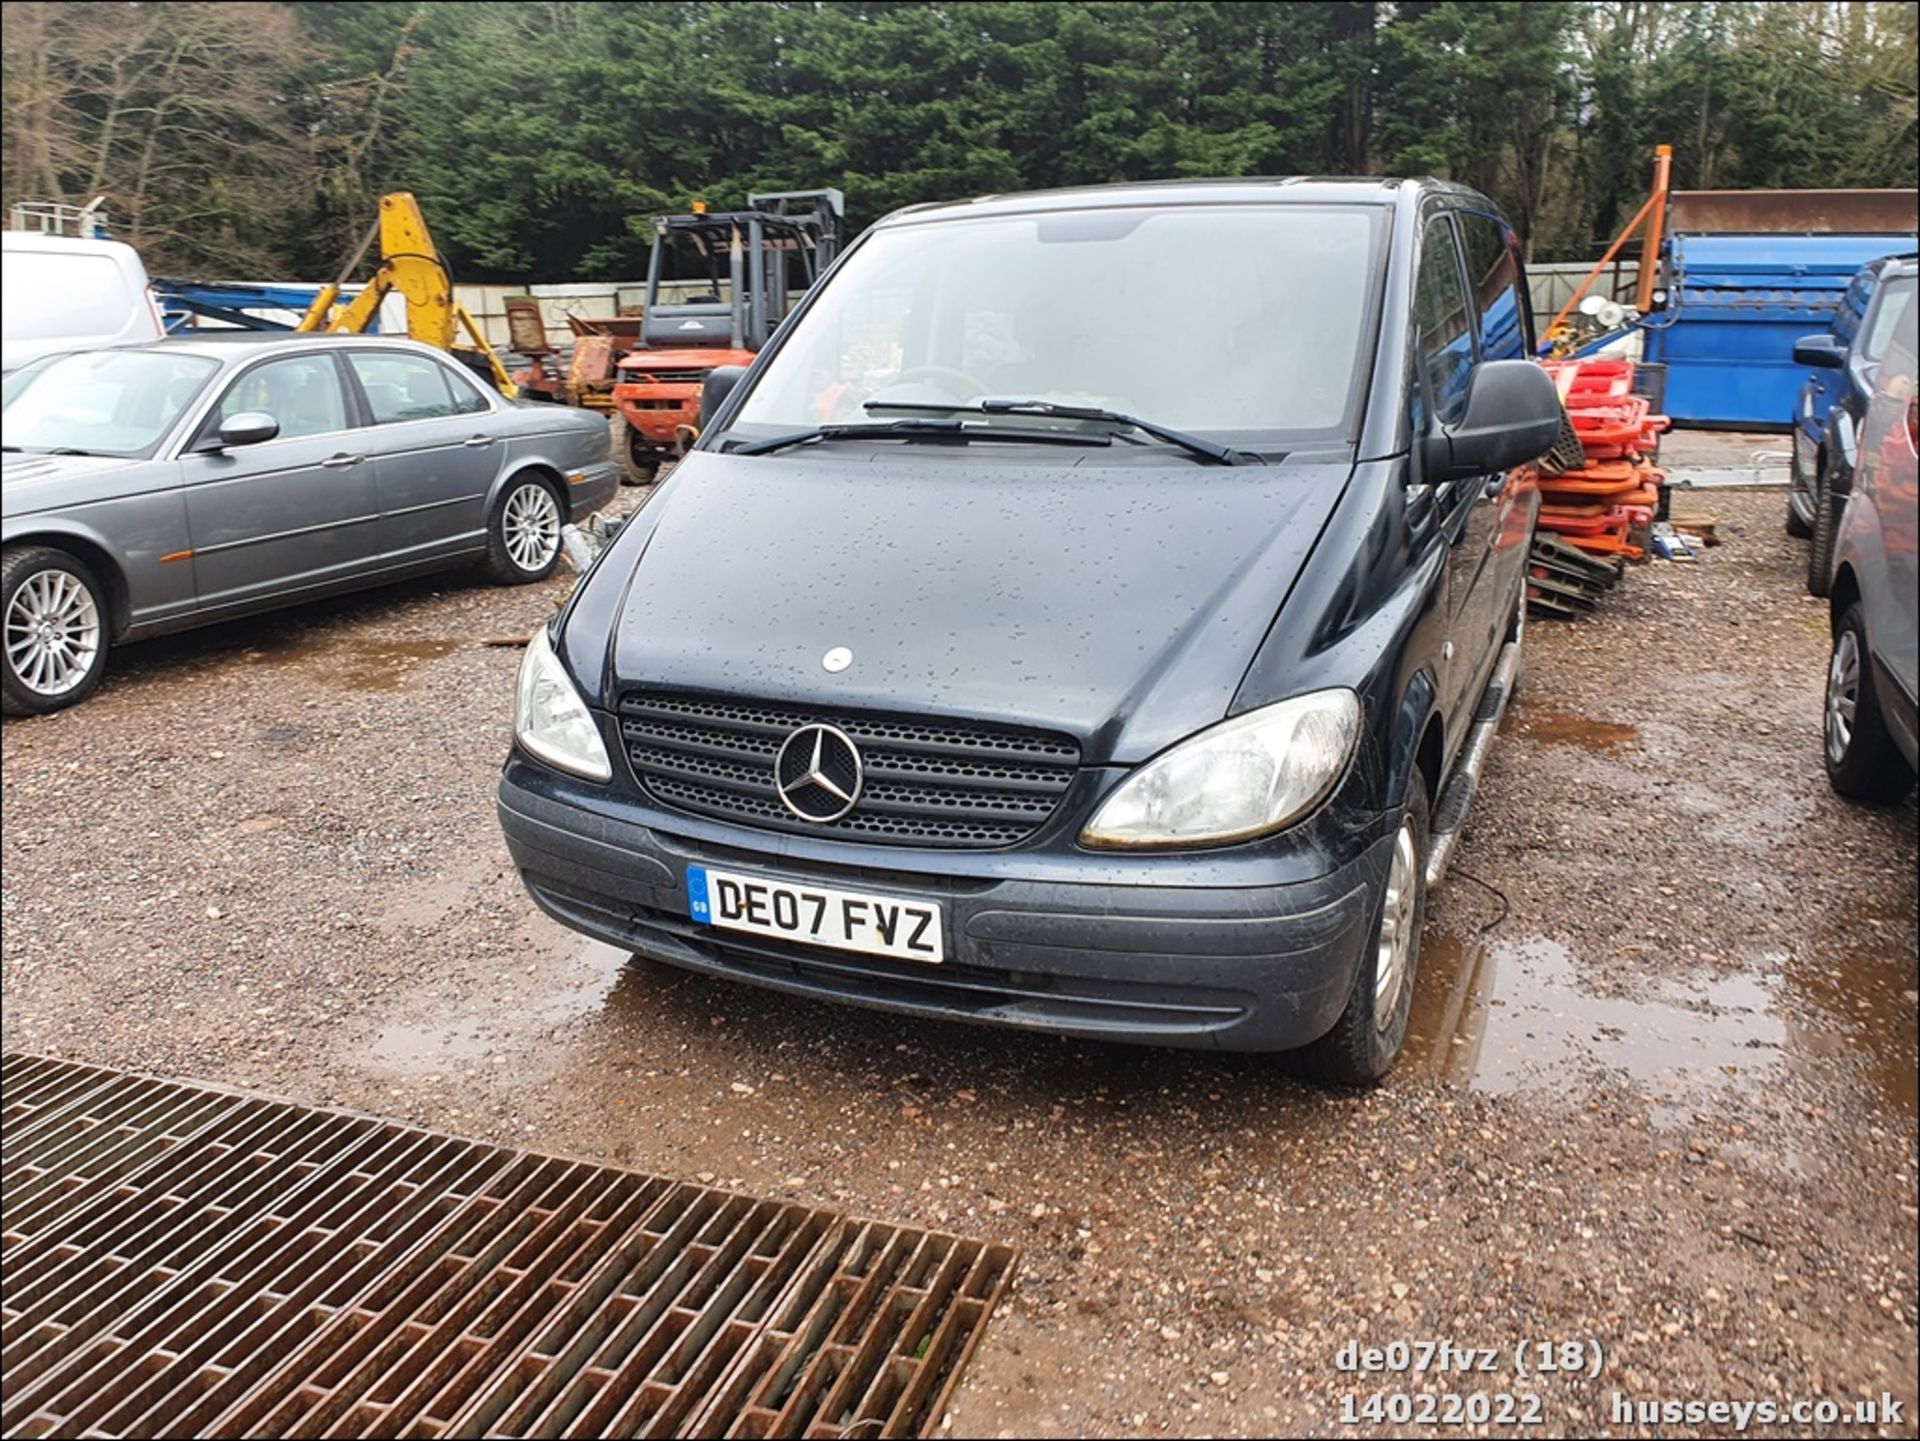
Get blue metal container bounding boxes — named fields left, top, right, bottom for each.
left=1645, top=231, right=1915, bottom=428
left=1574, top=189, right=1917, bottom=427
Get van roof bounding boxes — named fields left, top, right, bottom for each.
left=877, top=176, right=1481, bottom=228
left=1, top=230, right=147, bottom=262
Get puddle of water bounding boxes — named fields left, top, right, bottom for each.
left=1504, top=702, right=1639, bottom=751
left=244, top=634, right=463, bottom=690
left=537, top=941, right=636, bottom=1023
left=1404, top=932, right=1785, bottom=1106
left=1407, top=924, right=1918, bottom=1124
left=368, top=1021, right=492, bottom=1074
left=364, top=941, right=635, bottom=1076
left=1781, top=934, right=1919, bottom=1122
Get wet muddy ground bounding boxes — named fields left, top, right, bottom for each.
left=3, top=487, right=1914, bottom=1436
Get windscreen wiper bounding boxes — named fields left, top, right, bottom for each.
left=865, top=399, right=1260, bottom=466
left=729, top=417, right=1114, bottom=457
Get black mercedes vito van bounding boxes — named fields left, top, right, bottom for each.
left=499, top=178, right=1558, bottom=1082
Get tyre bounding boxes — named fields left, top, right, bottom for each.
left=2, top=545, right=111, bottom=716
left=1291, top=782, right=1431, bottom=1086
left=1825, top=602, right=1916, bottom=803
left=482, top=474, right=565, bottom=584
left=1806, top=462, right=1840, bottom=597
left=622, top=426, right=660, bottom=486
left=1785, top=487, right=1813, bottom=539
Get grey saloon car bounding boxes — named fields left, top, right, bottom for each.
left=1, top=333, right=618, bottom=714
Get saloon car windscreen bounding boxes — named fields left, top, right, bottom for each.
left=2, top=349, right=218, bottom=458
left=730, top=205, right=1384, bottom=444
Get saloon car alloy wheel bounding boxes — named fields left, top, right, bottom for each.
left=1, top=546, right=109, bottom=716
left=486, top=477, right=565, bottom=583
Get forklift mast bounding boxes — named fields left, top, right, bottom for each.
left=640, top=188, right=845, bottom=353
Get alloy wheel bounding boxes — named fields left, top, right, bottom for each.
left=503, top=483, right=561, bottom=573
left=1374, top=817, right=1419, bottom=1031
left=1827, top=627, right=1860, bottom=766
left=4, top=568, right=101, bottom=698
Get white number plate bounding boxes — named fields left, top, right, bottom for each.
left=686, top=865, right=945, bottom=964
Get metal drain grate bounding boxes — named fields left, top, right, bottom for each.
left=1, top=1053, right=1016, bottom=1439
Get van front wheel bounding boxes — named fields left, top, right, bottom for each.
left=1291, top=783, right=1430, bottom=1086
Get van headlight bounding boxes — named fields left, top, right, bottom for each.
left=513, top=625, right=612, bottom=782
left=1081, top=689, right=1361, bottom=848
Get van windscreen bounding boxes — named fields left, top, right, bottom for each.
left=731, top=204, right=1383, bottom=446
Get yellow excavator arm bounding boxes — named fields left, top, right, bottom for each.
left=297, top=192, right=518, bottom=398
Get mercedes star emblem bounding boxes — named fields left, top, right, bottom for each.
left=822, top=646, right=853, bottom=673
left=774, top=723, right=864, bottom=823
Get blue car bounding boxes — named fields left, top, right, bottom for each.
left=1790, top=252, right=1916, bottom=595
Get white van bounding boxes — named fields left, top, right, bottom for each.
left=1, top=232, right=165, bottom=372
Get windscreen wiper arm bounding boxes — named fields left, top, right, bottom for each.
left=729, top=417, right=1114, bottom=457
left=865, top=398, right=1260, bottom=466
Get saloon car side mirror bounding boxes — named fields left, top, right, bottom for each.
left=1426, top=360, right=1563, bottom=483
left=216, top=411, right=280, bottom=449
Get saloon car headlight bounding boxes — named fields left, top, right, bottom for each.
left=1081, top=689, right=1361, bottom=848
left=514, top=625, right=612, bottom=782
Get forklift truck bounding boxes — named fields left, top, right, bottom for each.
left=612, top=189, right=845, bottom=481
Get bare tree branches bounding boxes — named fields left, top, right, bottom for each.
left=1, top=1, right=312, bottom=272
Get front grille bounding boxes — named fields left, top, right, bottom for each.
left=621, top=367, right=707, bottom=385
left=620, top=691, right=1079, bottom=848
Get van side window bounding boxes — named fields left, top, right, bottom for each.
left=1414, top=216, right=1474, bottom=429
left=1460, top=212, right=1530, bottom=360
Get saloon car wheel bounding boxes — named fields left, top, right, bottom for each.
left=1, top=546, right=111, bottom=716
left=1292, top=782, right=1430, bottom=1086
left=1825, top=603, right=1914, bottom=803
left=484, top=476, right=565, bottom=584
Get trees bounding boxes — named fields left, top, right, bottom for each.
left=1, top=1, right=313, bottom=274
left=2, top=1, right=1914, bottom=282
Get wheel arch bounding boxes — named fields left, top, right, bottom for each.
left=2, top=528, right=133, bottom=640
left=1830, top=562, right=1862, bottom=627
left=1383, top=665, right=1443, bottom=811
left=486, top=462, right=569, bottom=519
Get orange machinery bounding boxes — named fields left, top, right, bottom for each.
left=611, top=191, right=844, bottom=482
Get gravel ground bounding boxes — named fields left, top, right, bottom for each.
left=3, top=484, right=1915, bottom=1438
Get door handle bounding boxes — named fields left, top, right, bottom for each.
left=462, top=435, right=498, bottom=448
left=321, top=453, right=365, bottom=470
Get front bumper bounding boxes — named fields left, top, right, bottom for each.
left=613, top=385, right=699, bottom=446
left=498, top=760, right=1391, bottom=1052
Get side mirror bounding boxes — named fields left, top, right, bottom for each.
left=1792, top=333, right=1846, bottom=370
left=1425, top=360, right=1562, bottom=483
left=216, top=411, right=279, bottom=448
left=700, top=365, right=748, bottom=430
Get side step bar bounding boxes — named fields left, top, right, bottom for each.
left=1425, top=633, right=1523, bottom=891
